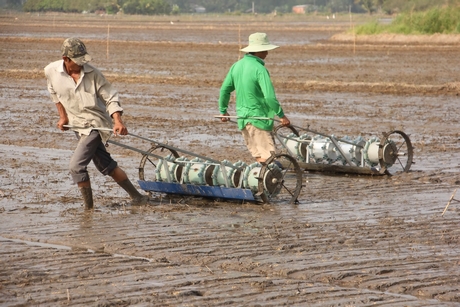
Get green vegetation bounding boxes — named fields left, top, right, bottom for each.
left=1, top=0, right=366, bottom=14
left=21, top=0, right=172, bottom=14
left=355, top=7, right=460, bottom=34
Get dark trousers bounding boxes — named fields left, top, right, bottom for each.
left=69, top=130, right=117, bottom=184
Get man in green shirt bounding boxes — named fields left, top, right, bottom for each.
left=219, top=32, right=291, bottom=164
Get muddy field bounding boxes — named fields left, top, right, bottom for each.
left=0, top=12, right=460, bottom=306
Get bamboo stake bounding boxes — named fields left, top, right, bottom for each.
left=349, top=6, right=355, bottom=55
left=238, top=24, right=241, bottom=60
left=107, top=24, right=110, bottom=60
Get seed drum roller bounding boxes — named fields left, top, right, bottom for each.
left=273, top=124, right=413, bottom=176
left=137, top=144, right=302, bottom=204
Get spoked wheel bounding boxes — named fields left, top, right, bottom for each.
left=273, top=124, right=300, bottom=150
left=139, top=145, right=180, bottom=196
left=378, top=130, right=413, bottom=176
left=273, top=124, right=310, bottom=160
left=258, top=153, right=303, bottom=204
left=273, top=124, right=300, bottom=138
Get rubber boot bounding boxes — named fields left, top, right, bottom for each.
left=79, top=186, right=94, bottom=210
left=117, top=179, right=150, bottom=205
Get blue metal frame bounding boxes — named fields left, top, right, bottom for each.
left=138, top=180, right=255, bottom=201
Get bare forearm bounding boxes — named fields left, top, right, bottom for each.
left=55, top=102, right=68, bottom=120
left=55, top=102, right=69, bottom=131
left=111, top=111, right=124, bottom=125
left=111, top=111, right=128, bottom=135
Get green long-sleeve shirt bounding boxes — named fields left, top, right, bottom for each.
left=219, top=54, right=285, bottom=131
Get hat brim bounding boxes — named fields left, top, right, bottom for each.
left=70, top=54, right=92, bottom=66
left=240, top=44, right=279, bottom=52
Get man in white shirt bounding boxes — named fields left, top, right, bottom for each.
left=45, top=37, right=149, bottom=210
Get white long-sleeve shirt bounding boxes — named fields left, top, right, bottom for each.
left=44, top=60, right=123, bottom=143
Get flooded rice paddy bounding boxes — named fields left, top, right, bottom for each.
left=0, top=13, right=459, bottom=306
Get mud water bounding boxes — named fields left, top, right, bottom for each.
left=0, top=13, right=459, bottom=306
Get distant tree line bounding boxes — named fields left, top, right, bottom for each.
left=173, top=0, right=361, bottom=14
left=21, top=0, right=172, bottom=14
left=1, top=0, right=457, bottom=15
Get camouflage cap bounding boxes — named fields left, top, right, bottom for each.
left=61, top=37, right=92, bottom=66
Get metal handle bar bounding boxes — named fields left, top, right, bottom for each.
left=215, top=116, right=359, bottom=166
left=63, top=125, right=241, bottom=170
left=214, top=115, right=363, bottom=148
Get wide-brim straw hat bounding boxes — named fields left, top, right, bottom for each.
left=240, top=32, right=279, bottom=52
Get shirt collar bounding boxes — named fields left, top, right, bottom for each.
left=245, top=53, right=265, bottom=66
left=58, top=60, right=94, bottom=74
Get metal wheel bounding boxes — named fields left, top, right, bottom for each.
left=273, top=124, right=310, bottom=160
left=258, top=153, right=303, bottom=204
left=139, top=145, right=180, bottom=182
left=273, top=124, right=300, bottom=137
left=273, top=124, right=299, bottom=151
left=378, top=130, right=413, bottom=175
